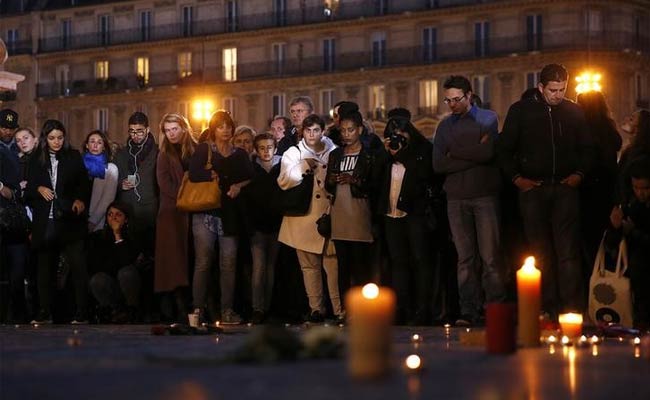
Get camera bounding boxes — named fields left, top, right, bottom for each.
left=388, top=133, right=407, bottom=150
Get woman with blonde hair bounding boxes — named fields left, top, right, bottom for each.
left=233, top=125, right=256, bottom=157
left=154, top=113, right=195, bottom=322
left=189, top=110, right=253, bottom=324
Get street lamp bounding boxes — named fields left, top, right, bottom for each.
left=575, top=71, right=602, bottom=94
left=192, top=99, right=215, bottom=131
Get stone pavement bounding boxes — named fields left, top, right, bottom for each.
left=1, top=324, right=648, bottom=400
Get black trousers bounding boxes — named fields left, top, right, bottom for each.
left=334, top=240, right=373, bottom=302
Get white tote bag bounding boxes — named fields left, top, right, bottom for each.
left=588, top=236, right=633, bottom=327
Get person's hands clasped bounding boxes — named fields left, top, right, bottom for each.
left=38, top=186, right=55, bottom=201
left=336, top=174, right=356, bottom=185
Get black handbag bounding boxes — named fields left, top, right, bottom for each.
left=316, top=213, right=331, bottom=238
left=0, top=197, right=30, bottom=238
left=282, top=172, right=314, bottom=216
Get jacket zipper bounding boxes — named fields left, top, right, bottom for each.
left=547, top=106, right=556, bottom=183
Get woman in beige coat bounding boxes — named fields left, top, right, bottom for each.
left=278, top=114, right=342, bottom=323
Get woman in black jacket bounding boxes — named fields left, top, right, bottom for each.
left=26, top=119, right=91, bottom=324
left=377, top=116, right=435, bottom=325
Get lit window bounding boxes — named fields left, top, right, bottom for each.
left=178, top=52, right=192, bottom=78
left=419, top=80, right=438, bottom=114
left=223, top=47, right=237, bottom=82
left=96, top=108, right=108, bottom=132
left=321, top=89, right=335, bottom=115
left=369, top=84, right=385, bottom=119
left=137, top=57, right=149, bottom=85
left=95, top=60, right=109, bottom=80
left=272, top=93, right=285, bottom=117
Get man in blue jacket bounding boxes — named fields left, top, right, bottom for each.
left=498, top=64, right=594, bottom=321
left=433, top=75, right=505, bottom=326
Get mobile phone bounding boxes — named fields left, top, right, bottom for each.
left=127, top=174, right=136, bottom=185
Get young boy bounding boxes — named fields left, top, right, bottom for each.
left=244, top=133, right=283, bottom=323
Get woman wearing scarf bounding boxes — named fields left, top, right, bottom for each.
left=83, top=130, right=118, bottom=232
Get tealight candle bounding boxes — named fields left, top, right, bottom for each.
left=346, top=283, right=396, bottom=379
left=558, top=313, right=583, bottom=338
left=404, top=354, right=422, bottom=373
left=517, top=257, right=541, bottom=347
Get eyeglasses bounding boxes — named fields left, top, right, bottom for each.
left=443, top=95, right=467, bottom=105
left=128, top=129, right=147, bottom=136
left=290, top=109, right=308, bottom=115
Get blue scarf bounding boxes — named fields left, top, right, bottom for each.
left=83, top=152, right=107, bottom=179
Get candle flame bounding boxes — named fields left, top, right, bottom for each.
left=522, top=256, right=537, bottom=272
left=362, top=283, right=379, bottom=299
left=559, top=313, right=583, bottom=324
left=405, top=354, right=421, bottom=370
left=634, top=337, right=641, bottom=345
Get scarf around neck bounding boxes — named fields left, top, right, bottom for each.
left=83, top=152, right=107, bottom=179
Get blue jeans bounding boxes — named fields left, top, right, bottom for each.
left=192, top=214, right=217, bottom=309
left=251, top=231, right=279, bottom=312
left=447, top=195, right=505, bottom=318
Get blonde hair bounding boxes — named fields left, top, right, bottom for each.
left=234, top=125, right=257, bottom=141
left=159, top=113, right=195, bottom=160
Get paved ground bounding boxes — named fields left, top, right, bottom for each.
left=1, top=324, right=648, bottom=400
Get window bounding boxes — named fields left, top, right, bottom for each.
left=223, top=47, right=237, bottom=81
left=526, top=14, right=542, bottom=51
left=56, top=64, right=70, bottom=95
left=95, top=60, right=109, bottom=80
left=182, top=6, right=193, bottom=37
left=375, top=0, right=387, bottom=16
left=135, top=104, right=147, bottom=114
left=57, top=111, right=69, bottom=128
left=61, top=19, right=71, bottom=49
left=56, top=64, right=70, bottom=96
left=6, top=29, right=18, bottom=52
left=321, top=89, right=335, bottom=115
left=526, top=71, right=540, bottom=89
left=272, top=43, right=286, bottom=75
left=98, top=15, right=111, bottom=46
left=223, top=97, right=236, bottom=117
left=369, top=84, right=385, bottom=119
left=323, top=38, right=335, bottom=72
left=426, top=0, right=439, bottom=9
left=422, top=27, right=437, bottom=63
left=586, top=9, right=602, bottom=34
left=140, top=10, right=152, bottom=41
left=274, top=0, right=286, bottom=27
left=226, top=1, right=238, bottom=32
left=371, top=32, right=386, bottom=67
left=419, top=80, right=438, bottom=115
left=473, top=75, right=490, bottom=108
left=178, top=52, right=192, bottom=78
left=272, top=93, right=286, bottom=117
left=137, top=57, right=150, bottom=86
left=96, top=108, right=109, bottom=132
left=178, top=101, right=189, bottom=118
left=474, top=21, right=489, bottom=57
left=636, top=73, right=644, bottom=102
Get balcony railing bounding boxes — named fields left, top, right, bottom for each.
left=36, top=30, right=650, bottom=99
left=5, top=39, right=32, bottom=55
left=37, top=0, right=501, bottom=53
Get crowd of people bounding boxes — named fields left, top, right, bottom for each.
left=0, top=63, right=649, bottom=329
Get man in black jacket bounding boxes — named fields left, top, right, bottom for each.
left=498, top=64, right=594, bottom=320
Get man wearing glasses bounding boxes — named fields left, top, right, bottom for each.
left=498, top=64, right=593, bottom=322
left=114, top=111, right=159, bottom=268
left=433, top=75, right=505, bottom=326
left=277, top=96, right=314, bottom=155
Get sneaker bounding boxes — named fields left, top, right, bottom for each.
left=308, top=310, right=324, bottom=323
left=220, top=309, right=242, bottom=325
left=71, top=315, right=89, bottom=325
left=31, top=310, right=53, bottom=325
left=251, top=310, right=265, bottom=325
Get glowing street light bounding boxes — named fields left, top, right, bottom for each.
left=575, top=71, right=602, bottom=94
left=192, top=99, right=215, bottom=131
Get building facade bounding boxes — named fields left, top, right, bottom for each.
left=1, top=0, right=649, bottom=146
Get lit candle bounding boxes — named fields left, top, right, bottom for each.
left=404, top=354, right=422, bottom=373
left=517, top=256, right=541, bottom=347
left=558, top=313, right=583, bottom=339
left=345, top=283, right=396, bottom=379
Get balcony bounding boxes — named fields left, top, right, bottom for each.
left=37, top=0, right=500, bottom=53
left=36, top=30, right=650, bottom=99
left=5, top=39, right=32, bottom=56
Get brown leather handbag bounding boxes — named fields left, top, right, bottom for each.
left=176, top=148, right=221, bottom=212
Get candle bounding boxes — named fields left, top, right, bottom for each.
left=558, top=313, right=583, bottom=339
left=485, top=302, right=517, bottom=354
left=517, top=256, right=541, bottom=347
left=404, top=354, right=422, bottom=372
left=345, top=283, right=396, bottom=379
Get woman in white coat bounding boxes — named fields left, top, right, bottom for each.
left=277, top=114, right=342, bottom=323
